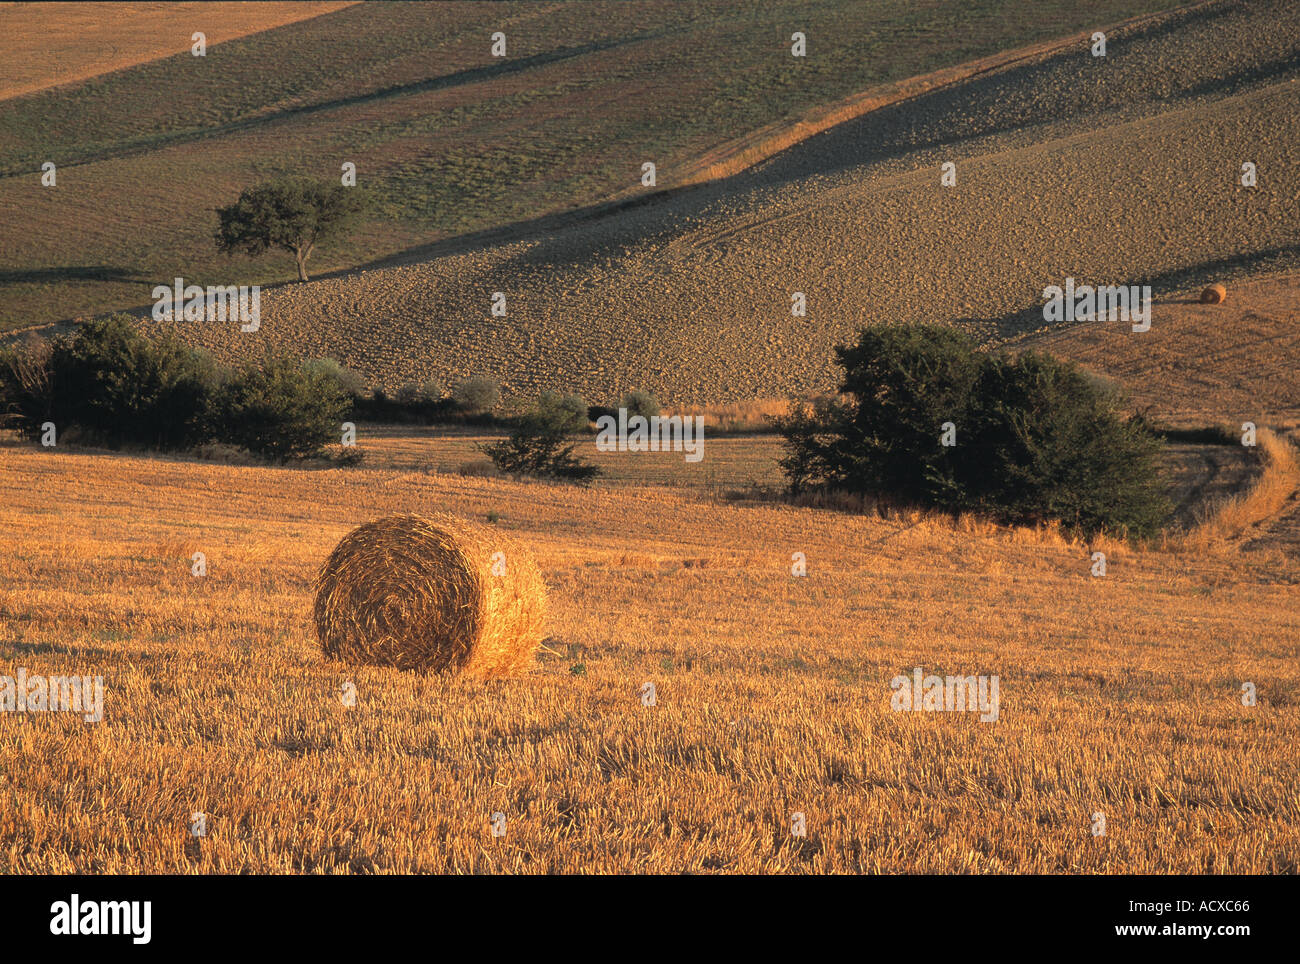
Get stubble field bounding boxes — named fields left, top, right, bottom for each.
left=2, top=0, right=1298, bottom=878
left=1, top=437, right=1296, bottom=873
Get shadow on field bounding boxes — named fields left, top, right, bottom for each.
left=741, top=0, right=1295, bottom=192
left=0, top=265, right=149, bottom=287
left=345, top=0, right=1300, bottom=283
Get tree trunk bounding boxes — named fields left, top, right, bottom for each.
left=295, top=248, right=309, bottom=282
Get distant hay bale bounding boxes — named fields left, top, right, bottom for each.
left=1200, top=283, right=1227, bottom=304
left=313, top=514, right=546, bottom=676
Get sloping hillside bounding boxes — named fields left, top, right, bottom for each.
left=1020, top=271, right=1300, bottom=427
left=0, top=0, right=1186, bottom=329
left=148, top=0, right=1300, bottom=404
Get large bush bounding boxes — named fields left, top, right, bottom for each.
left=207, top=355, right=349, bottom=461
left=826, top=324, right=982, bottom=504
left=537, top=391, right=589, bottom=433
left=15, top=315, right=217, bottom=449
left=775, top=323, right=1170, bottom=537
left=303, top=358, right=367, bottom=399
left=960, top=351, right=1170, bottom=536
left=621, top=389, right=660, bottom=420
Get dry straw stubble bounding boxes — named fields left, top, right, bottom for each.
left=313, top=514, right=546, bottom=677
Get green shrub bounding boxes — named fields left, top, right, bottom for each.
left=621, top=389, right=660, bottom=419
left=453, top=376, right=500, bottom=414
left=772, top=396, right=839, bottom=497
left=537, top=391, right=589, bottom=433
left=396, top=378, right=444, bottom=405
left=208, top=355, right=348, bottom=461
left=775, top=323, right=1170, bottom=537
left=827, top=323, right=982, bottom=504
left=304, top=358, right=367, bottom=398
left=959, top=352, right=1170, bottom=536
left=1, top=320, right=362, bottom=462
left=481, top=401, right=598, bottom=484
left=42, top=315, right=215, bottom=449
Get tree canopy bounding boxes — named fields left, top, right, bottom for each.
left=215, top=177, right=366, bottom=282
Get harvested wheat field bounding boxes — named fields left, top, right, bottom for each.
left=0, top=440, right=1296, bottom=874
left=3, top=0, right=1299, bottom=909
left=0, top=1, right=357, bottom=102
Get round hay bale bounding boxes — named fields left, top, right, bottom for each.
left=1200, top=283, right=1227, bottom=304
left=313, top=514, right=546, bottom=676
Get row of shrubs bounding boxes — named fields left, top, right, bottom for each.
left=0, top=316, right=350, bottom=460
left=773, top=323, right=1171, bottom=537
left=352, top=378, right=661, bottom=429
left=1, top=315, right=1170, bottom=535
left=0, top=315, right=665, bottom=462
left=251, top=354, right=663, bottom=428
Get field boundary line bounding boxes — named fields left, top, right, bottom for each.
left=659, top=1, right=1219, bottom=193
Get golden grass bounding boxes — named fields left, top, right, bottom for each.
left=351, top=425, right=787, bottom=491
left=0, top=440, right=1296, bottom=873
left=1184, top=429, right=1300, bottom=551
left=663, top=398, right=791, bottom=434
left=314, top=514, right=546, bottom=677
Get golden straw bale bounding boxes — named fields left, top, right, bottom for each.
left=1200, top=283, right=1227, bottom=304
left=313, top=514, right=545, bottom=676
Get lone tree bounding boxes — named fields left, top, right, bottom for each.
left=215, top=176, right=366, bottom=282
